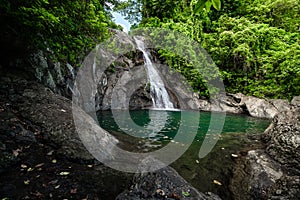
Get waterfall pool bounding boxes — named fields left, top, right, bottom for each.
left=97, top=110, right=270, bottom=199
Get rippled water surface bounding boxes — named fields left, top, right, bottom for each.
left=97, top=110, right=270, bottom=199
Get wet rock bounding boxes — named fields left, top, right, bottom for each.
left=291, top=96, right=300, bottom=107
left=195, top=93, right=292, bottom=119
left=263, top=107, right=300, bottom=174
left=243, top=96, right=278, bottom=118
left=247, top=150, right=283, bottom=197
left=117, top=157, right=221, bottom=200
left=231, top=149, right=300, bottom=200
left=230, top=150, right=283, bottom=199
left=230, top=99, right=300, bottom=199
left=129, top=86, right=153, bottom=110
left=157, top=64, right=199, bottom=110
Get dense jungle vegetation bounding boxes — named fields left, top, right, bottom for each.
left=1, top=0, right=299, bottom=99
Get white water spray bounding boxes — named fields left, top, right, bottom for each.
left=134, top=37, right=174, bottom=109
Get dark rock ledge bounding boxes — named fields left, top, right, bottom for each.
left=196, top=93, right=292, bottom=119
left=117, top=157, right=222, bottom=200
left=230, top=98, right=300, bottom=199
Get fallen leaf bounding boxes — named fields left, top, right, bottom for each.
left=156, top=189, right=165, bottom=196
left=21, top=164, right=28, bottom=169
left=49, top=179, right=58, bottom=185
left=213, top=180, right=222, bottom=186
left=169, top=193, right=180, bottom=199
left=13, top=149, right=21, bottom=157
left=231, top=154, right=238, bottom=158
left=32, top=191, right=43, bottom=197
left=59, top=172, right=70, bottom=176
left=182, top=191, right=191, bottom=197
left=70, top=188, right=77, bottom=194
left=35, top=163, right=44, bottom=168
left=27, top=168, right=34, bottom=172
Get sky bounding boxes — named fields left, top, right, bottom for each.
left=112, top=12, right=132, bottom=33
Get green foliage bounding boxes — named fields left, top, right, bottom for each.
left=204, top=15, right=300, bottom=99
left=194, top=0, right=222, bottom=13
left=1, top=0, right=120, bottom=66
left=124, top=0, right=300, bottom=100
left=3, top=0, right=298, bottom=100
left=239, top=0, right=300, bottom=33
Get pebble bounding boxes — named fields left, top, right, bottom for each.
left=276, top=189, right=282, bottom=195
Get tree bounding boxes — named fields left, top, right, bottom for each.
left=0, top=0, right=120, bottom=66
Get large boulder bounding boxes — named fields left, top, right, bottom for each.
left=230, top=150, right=283, bottom=199
left=0, top=77, right=118, bottom=160
left=197, top=93, right=244, bottom=114
left=195, top=93, right=292, bottom=119
left=230, top=149, right=300, bottom=199
left=243, top=96, right=291, bottom=119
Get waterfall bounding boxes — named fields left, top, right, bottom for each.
left=134, top=37, right=174, bottom=109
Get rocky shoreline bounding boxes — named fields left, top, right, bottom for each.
left=229, top=97, right=300, bottom=199
left=1, top=36, right=299, bottom=199
left=1, top=75, right=299, bottom=199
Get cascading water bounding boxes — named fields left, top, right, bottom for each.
left=134, top=37, right=174, bottom=109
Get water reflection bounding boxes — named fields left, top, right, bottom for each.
left=98, top=110, right=270, bottom=146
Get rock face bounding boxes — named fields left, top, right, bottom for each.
left=263, top=105, right=300, bottom=174
left=1, top=49, right=76, bottom=99
left=117, top=158, right=221, bottom=200
left=96, top=53, right=199, bottom=111
left=230, top=97, right=300, bottom=199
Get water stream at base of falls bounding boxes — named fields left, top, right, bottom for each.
left=134, top=36, right=174, bottom=109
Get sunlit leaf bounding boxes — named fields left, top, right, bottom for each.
left=205, top=1, right=212, bottom=12
left=211, top=0, right=221, bottom=11
left=194, top=0, right=207, bottom=13
left=213, top=179, right=222, bottom=185
left=182, top=191, right=191, bottom=197
left=59, top=172, right=70, bottom=176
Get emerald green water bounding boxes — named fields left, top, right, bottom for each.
left=97, top=110, right=270, bottom=199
